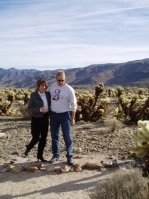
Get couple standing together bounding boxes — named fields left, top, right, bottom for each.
left=25, top=70, right=77, bottom=166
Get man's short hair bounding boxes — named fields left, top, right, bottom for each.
left=56, top=70, right=65, bottom=78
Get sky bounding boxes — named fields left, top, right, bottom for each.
left=0, top=0, right=149, bottom=71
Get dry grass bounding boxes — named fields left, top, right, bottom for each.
left=19, top=106, right=31, bottom=117
left=104, top=118, right=123, bottom=132
left=89, top=168, right=149, bottom=199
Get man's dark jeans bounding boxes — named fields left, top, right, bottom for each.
left=50, top=111, right=73, bottom=158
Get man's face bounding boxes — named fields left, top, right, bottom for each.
left=56, top=75, right=65, bottom=86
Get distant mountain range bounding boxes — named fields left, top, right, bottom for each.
left=0, top=58, right=149, bottom=89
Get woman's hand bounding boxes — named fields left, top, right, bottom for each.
left=40, top=107, right=48, bottom=113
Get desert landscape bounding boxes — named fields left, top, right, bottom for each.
left=1, top=0, right=149, bottom=197
left=0, top=85, right=149, bottom=199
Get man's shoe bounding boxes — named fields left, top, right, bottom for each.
left=49, top=155, right=59, bottom=164
left=67, top=157, right=74, bottom=166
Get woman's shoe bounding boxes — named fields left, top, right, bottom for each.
left=37, top=157, right=47, bottom=162
left=24, top=145, right=30, bottom=156
left=24, top=149, right=29, bottom=156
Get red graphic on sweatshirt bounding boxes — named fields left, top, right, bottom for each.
left=52, top=89, right=60, bottom=101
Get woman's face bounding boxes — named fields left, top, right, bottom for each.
left=38, top=82, right=47, bottom=93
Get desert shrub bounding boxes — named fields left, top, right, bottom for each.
left=104, top=118, right=123, bottom=132
left=89, top=168, right=149, bottom=199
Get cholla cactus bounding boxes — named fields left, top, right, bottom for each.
left=95, top=83, right=104, bottom=98
left=75, top=83, right=105, bottom=122
left=117, top=90, right=149, bottom=123
left=130, top=120, right=149, bottom=157
left=18, top=100, right=25, bottom=106
left=116, top=86, right=125, bottom=97
left=7, top=91, right=16, bottom=102
left=0, top=100, right=12, bottom=114
left=130, top=120, right=149, bottom=177
left=137, top=88, right=145, bottom=96
left=106, top=87, right=117, bottom=97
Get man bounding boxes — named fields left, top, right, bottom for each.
left=49, top=70, right=77, bottom=165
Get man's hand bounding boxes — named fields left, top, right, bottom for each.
left=71, top=118, right=75, bottom=126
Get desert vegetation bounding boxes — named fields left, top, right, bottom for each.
left=89, top=167, right=149, bottom=199
left=0, top=83, right=149, bottom=123
left=75, top=84, right=149, bottom=124
left=0, top=88, right=33, bottom=117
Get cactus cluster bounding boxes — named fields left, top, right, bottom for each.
left=0, top=85, right=149, bottom=122
left=75, top=83, right=110, bottom=122
left=113, top=87, right=149, bottom=123
left=0, top=88, right=33, bottom=116
left=130, top=120, right=149, bottom=157
left=130, top=120, right=149, bottom=177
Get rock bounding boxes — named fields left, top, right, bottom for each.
left=60, top=165, right=71, bottom=173
left=82, top=162, right=103, bottom=170
left=55, top=168, right=61, bottom=174
left=76, top=148, right=82, bottom=153
left=0, top=168, right=8, bottom=173
left=40, top=167, right=46, bottom=171
left=46, top=165, right=55, bottom=172
left=11, top=165, right=25, bottom=174
left=74, top=164, right=82, bottom=172
left=26, top=162, right=42, bottom=172
left=102, top=159, right=118, bottom=168
left=3, top=163, right=11, bottom=169
left=27, top=167, right=38, bottom=172
left=0, top=133, right=7, bottom=139
left=27, top=162, right=42, bottom=169
left=70, top=166, right=75, bottom=172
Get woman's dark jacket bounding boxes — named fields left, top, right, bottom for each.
left=28, top=91, right=51, bottom=118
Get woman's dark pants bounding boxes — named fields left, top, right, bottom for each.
left=26, top=114, right=49, bottom=159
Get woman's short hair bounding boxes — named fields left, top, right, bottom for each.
left=36, top=78, right=48, bottom=91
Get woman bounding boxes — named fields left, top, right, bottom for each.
left=25, top=78, right=51, bottom=162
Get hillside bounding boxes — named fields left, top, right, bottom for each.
left=0, top=58, right=149, bottom=88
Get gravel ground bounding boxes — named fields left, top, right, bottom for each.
left=0, top=117, right=136, bottom=199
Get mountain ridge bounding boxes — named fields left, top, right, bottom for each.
left=0, top=58, right=149, bottom=88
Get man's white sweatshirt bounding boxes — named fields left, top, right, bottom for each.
left=49, top=82, right=77, bottom=113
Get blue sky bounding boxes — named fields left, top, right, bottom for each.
left=0, top=0, right=149, bottom=71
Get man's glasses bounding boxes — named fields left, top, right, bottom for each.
left=57, top=80, right=64, bottom=82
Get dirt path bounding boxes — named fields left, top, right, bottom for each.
left=0, top=154, right=115, bottom=199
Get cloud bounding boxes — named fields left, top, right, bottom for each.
left=0, top=0, right=149, bottom=70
